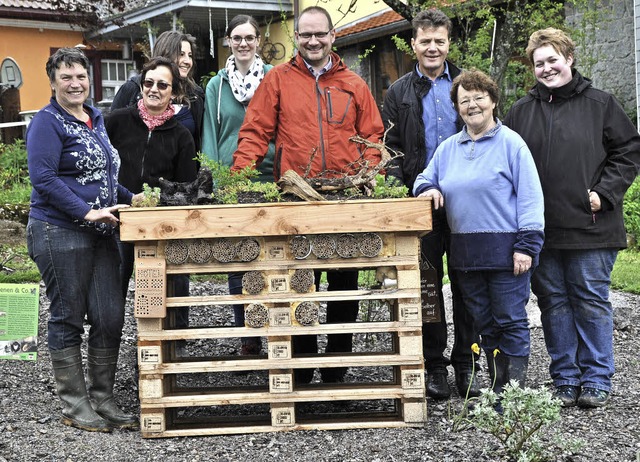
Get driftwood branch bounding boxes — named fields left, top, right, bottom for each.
left=277, top=126, right=403, bottom=201
left=277, top=171, right=326, bottom=201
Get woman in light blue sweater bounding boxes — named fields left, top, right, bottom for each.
left=413, top=70, right=544, bottom=397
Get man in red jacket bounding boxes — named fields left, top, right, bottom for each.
left=233, top=5, right=384, bottom=384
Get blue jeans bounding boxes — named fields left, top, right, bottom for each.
left=531, top=248, right=617, bottom=392
left=455, top=270, right=531, bottom=358
left=421, top=211, right=479, bottom=373
left=27, top=218, right=125, bottom=350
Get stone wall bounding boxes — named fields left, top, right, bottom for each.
left=566, top=0, right=637, bottom=120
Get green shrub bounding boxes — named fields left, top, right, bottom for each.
left=464, top=381, right=583, bottom=461
left=623, top=177, right=640, bottom=249
left=0, top=140, right=31, bottom=205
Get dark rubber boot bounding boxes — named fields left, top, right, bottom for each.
left=506, top=355, right=529, bottom=389
left=87, top=346, right=139, bottom=430
left=50, top=346, right=111, bottom=432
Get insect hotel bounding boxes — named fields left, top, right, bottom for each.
left=118, top=197, right=432, bottom=437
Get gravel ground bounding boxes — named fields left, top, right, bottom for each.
left=1, top=274, right=639, bottom=462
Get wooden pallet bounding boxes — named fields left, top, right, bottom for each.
left=119, top=199, right=432, bottom=437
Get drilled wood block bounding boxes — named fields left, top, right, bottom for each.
left=134, top=258, right=166, bottom=318
left=269, top=373, right=293, bottom=393
left=245, top=303, right=270, bottom=328
left=292, top=300, right=320, bottom=326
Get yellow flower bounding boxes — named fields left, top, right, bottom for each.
left=471, top=343, right=480, bottom=355
left=493, top=348, right=501, bottom=357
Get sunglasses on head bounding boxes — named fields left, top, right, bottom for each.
left=142, top=79, right=171, bottom=91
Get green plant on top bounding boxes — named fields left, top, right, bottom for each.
left=371, top=174, right=409, bottom=199
left=131, top=183, right=160, bottom=207
left=196, top=154, right=282, bottom=204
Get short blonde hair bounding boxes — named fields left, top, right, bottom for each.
left=526, top=28, right=575, bottom=67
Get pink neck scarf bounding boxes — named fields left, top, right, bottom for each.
left=137, top=98, right=175, bottom=131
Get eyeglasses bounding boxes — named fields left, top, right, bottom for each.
left=230, top=35, right=257, bottom=45
left=458, top=94, right=490, bottom=108
left=142, top=79, right=172, bottom=91
left=297, top=31, right=331, bottom=40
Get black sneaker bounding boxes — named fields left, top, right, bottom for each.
left=577, top=387, right=610, bottom=408
left=553, top=385, right=580, bottom=407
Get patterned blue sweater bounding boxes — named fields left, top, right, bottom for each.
left=413, top=120, right=545, bottom=271
left=26, top=98, right=132, bottom=235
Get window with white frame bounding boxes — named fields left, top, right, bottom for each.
left=101, top=60, right=136, bottom=101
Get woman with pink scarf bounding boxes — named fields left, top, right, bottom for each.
left=105, top=56, right=197, bottom=314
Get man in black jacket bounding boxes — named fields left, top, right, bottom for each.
left=382, top=9, right=479, bottom=399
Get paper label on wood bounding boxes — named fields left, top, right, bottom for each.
left=399, top=305, right=420, bottom=322
left=141, top=413, right=165, bottom=432
left=269, top=342, right=291, bottom=359
left=269, top=307, right=292, bottom=326
left=136, top=245, right=158, bottom=259
left=271, top=406, right=295, bottom=426
left=401, top=370, right=424, bottom=389
left=270, top=374, right=293, bottom=393
left=268, top=275, right=289, bottom=293
left=139, top=346, right=161, bottom=364
left=266, top=243, right=286, bottom=260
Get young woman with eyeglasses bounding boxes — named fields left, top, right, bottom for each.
left=202, top=14, right=276, bottom=356
left=105, top=57, right=198, bottom=323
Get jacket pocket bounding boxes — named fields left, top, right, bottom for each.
left=324, top=87, right=353, bottom=125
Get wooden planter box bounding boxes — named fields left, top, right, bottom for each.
left=119, top=198, right=432, bottom=438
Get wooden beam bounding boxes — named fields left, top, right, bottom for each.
left=119, top=198, right=432, bottom=241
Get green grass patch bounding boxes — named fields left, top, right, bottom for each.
left=0, top=243, right=40, bottom=283
left=611, top=249, right=640, bottom=294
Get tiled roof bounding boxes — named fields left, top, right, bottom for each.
left=0, top=0, right=53, bottom=9
left=0, top=0, right=95, bottom=12
left=335, top=9, right=406, bottom=39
